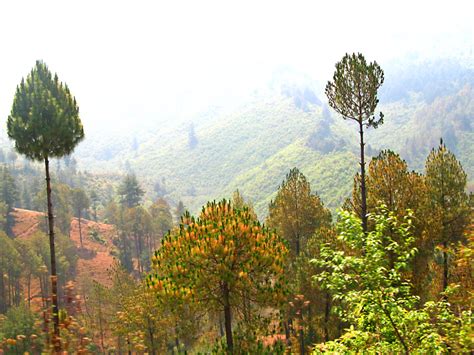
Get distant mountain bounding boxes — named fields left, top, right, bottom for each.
left=2, top=58, right=473, bottom=217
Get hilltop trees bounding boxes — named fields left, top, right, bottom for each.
left=326, top=53, right=384, bottom=232
left=425, top=140, right=470, bottom=290
left=148, top=199, right=288, bottom=352
left=7, top=60, right=84, bottom=347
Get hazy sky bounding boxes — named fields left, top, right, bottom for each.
left=0, top=0, right=472, bottom=130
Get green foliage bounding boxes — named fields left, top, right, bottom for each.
left=7, top=60, right=84, bottom=161
left=0, top=303, right=43, bottom=352
left=118, top=174, right=144, bottom=208
left=425, top=141, right=470, bottom=290
left=267, top=168, right=331, bottom=258
left=149, top=198, right=173, bottom=238
left=0, top=167, right=18, bottom=236
left=72, top=188, right=90, bottom=218
left=148, top=199, right=289, bottom=350
left=34, top=182, right=73, bottom=235
left=326, top=52, right=384, bottom=128
left=312, top=208, right=473, bottom=353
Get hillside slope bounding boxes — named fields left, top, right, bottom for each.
left=11, top=208, right=117, bottom=303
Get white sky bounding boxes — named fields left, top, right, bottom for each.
left=0, top=0, right=473, bottom=130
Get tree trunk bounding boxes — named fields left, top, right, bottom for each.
left=299, top=312, right=305, bottom=355
left=358, top=120, right=368, bottom=233
left=324, top=291, right=331, bottom=342
left=78, top=211, right=83, bottom=248
left=223, top=282, right=233, bottom=353
left=443, top=241, right=449, bottom=291
left=45, top=157, right=60, bottom=351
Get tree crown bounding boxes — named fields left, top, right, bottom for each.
left=325, top=53, right=384, bottom=128
left=7, top=60, right=84, bottom=161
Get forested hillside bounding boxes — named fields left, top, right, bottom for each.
left=0, top=2, right=472, bottom=352
left=28, top=57, right=470, bottom=217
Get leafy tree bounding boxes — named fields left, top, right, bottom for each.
left=425, top=140, right=470, bottom=290
left=0, top=303, right=43, bottom=352
left=72, top=188, right=90, bottom=247
left=117, top=174, right=144, bottom=208
left=325, top=53, right=384, bottom=232
left=7, top=60, right=84, bottom=346
left=267, top=168, right=331, bottom=259
left=346, top=150, right=441, bottom=301
left=148, top=199, right=288, bottom=352
left=313, top=208, right=472, bottom=353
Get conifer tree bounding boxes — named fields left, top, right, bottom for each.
left=72, top=188, right=90, bottom=248
left=118, top=173, right=144, bottom=208
left=0, top=166, right=18, bottom=236
left=425, top=140, right=470, bottom=290
left=325, top=53, right=384, bottom=232
left=267, top=168, right=331, bottom=259
left=148, top=199, right=288, bottom=352
left=7, top=60, right=84, bottom=347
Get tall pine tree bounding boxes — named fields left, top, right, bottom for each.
left=425, top=140, right=470, bottom=291
left=7, top=60, right=84, bottom=348
left=325, top=53, right=384, bottom=232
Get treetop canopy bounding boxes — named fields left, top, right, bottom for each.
left=7, top=60, right=84, bottom=161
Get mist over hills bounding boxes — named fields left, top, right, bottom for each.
left=1, top=56, right=473, bottom=217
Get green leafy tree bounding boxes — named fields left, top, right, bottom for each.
left=7, top=60, right=84, bottom=346
left=346, top=150, right=441, bottom=301
left=72, top=188, right=90, bottom=247
left=148, top=199, right=288, bottom=352
left=425, top=140, right=470, bottom=291
left=312, top=208, right=472, bottom=353
left=325, top=53, right=384, bottom=232
left=117, top=174, right=144, bottom=208
left=0, top=303, right=43, bottom=352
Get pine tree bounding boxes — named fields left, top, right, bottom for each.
left=425, top=140, right=470, bottom=291
left=72, top=188, right=90, bottom=248
left=148, top=199, right=288, bottom=352
left=0, top=166, right=18, bottom=236
left=118, top=174, right=144, bottom=208
left=325, top=53, right=384, bottom=232
left=267, top=168, right=331, bottom=259
left=7, top=60, right=84, bottom=348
